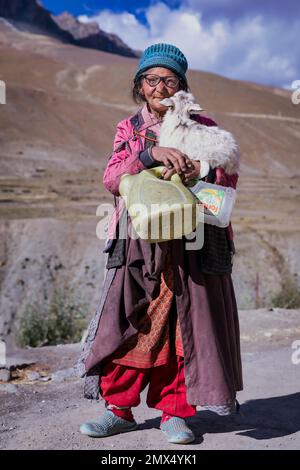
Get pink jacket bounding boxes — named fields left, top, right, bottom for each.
left=103, top=108, right=239, bottom=242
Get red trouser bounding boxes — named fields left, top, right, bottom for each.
left=99, top=355, right=196, bottom=420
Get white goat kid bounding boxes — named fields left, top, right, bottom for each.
left=159, top=91, right=240, bottom=175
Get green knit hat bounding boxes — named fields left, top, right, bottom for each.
left=134, top=43, right=188, bottom=84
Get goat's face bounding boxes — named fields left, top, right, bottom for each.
left=160, top=91, right=203, bottom=122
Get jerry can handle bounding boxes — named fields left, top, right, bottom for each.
left=150, top=166, right=182, bottom=183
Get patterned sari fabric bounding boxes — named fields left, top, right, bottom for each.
left=109, top=245, right=184, bottom=368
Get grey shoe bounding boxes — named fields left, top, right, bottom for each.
left=80, top=410, right=138, bottom=438
left=160, top=417, right=195, bottom=444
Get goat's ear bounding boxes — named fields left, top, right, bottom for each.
left=159, top=98, right=174, bottom=107
left=188, top=104, right=204, bottom=114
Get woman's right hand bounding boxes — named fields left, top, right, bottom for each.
left=151, top=146, right=194, bottom=176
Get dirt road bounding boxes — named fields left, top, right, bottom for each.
left=1, top=309, right=299, bottom=450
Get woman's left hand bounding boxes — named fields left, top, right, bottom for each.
left=161, top=161, right=201, bottom=184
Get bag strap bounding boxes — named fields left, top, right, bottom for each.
left=203, top=166, right=235, bottom=256
left=111, top=110, right=156, bottom=208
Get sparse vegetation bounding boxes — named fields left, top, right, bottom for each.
left=16, top=301, right=48, bottom=348
left=271, top=276, right=300, bottom=309
left=16, top=285, right=88, bottom=347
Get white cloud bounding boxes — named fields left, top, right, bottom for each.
left=78, top=10, right=150, bottom=48
left=78, top=2, right=300, bottom=88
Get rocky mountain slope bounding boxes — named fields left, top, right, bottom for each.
left=0, top=18, right=299, bottom=343
left=53, top=11, right=137, bottom=57
left=0, top=0, right=138, bottom=57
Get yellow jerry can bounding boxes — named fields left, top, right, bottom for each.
left=119, top=166, right=201, bottom=243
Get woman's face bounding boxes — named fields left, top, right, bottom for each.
left=139, top=67, right=180, bottom=116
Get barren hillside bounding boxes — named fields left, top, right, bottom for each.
left=0, top=19, right=299, bottom=343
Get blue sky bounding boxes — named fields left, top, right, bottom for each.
left=42, top=1, right=300, bottom=89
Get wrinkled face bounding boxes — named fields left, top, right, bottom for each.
left=139, top=67, right=181, bottom=116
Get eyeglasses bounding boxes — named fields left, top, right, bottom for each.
left=141, top=74, right=180, bottom=88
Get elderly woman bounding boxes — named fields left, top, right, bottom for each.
left=76, top=43, right=243, bottom=445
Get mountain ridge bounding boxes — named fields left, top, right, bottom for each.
left=0, top=0, right=138, bottom=57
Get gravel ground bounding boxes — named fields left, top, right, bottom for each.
left=0, top=309, right=299, bottom=450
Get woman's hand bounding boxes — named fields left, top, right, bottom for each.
left=161, top=160, right=201, bottom=184
left=181, top=161, right=201, bottom=184
left=151, top=146, right=194, bottom=176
